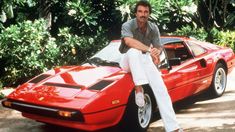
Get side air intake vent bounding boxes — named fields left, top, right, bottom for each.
left=89, top=80, right=114, bottom=90
left=43, top=83, right=81, bottom=89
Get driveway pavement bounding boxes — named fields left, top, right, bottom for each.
left=0, top=69, right=234, bottom=132
left=149, top=69, right=235, bottom=132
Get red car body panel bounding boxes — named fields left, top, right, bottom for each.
left=6, top=66, right=136, bottom=131
left=8, top=66, right=134, bottom=110
left=2, top=36, right=235, bottom=131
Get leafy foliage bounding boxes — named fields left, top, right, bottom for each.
left=0, top=92, right=4, bottom=99
left=91, top=0, right=123, bottom=40
left=0, top=19, right=59, bottom=86
left=173, top=25, right=208, bottom=41
left=0, top=19, right=108, bottom=87
left=56, top=27, right=108, bottom=65
left=0, top=0, right=27, bottom=22
left=213, top=30, right=235, bottom=52
left=194, top=0, right=235, bottom=30
left=116, top=0, right=196, bottom=32
left=64, top=0, right=101, bottom=35
left=0, top=0, right=234, bottom=87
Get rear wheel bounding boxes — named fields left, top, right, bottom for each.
left=209, top=63, right=227, bottom=97
left=120, top=87, right=154, bottom=132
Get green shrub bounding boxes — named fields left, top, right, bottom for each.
left=56, top=27, right=81, bottom=65
left=173, top=25, right=208, bottom=41
left=56, top=27, right=108, bottom=65
left=0, top=92, right=4, bottom=99
left=212, top=30, right=235, bottom=52
left=65, top=0, right=101, bottom=35
left=0, top=19, right=59, bottom=86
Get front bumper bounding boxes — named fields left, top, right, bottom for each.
left=1, top=99, right=84, bottom=122
left=2, top=98, right=126, bottom=131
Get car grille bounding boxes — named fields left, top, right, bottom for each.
left=2, top=99, right=85, bottom=122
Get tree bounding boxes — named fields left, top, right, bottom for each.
left=38, top=0, right=53, bottom=29
left=116, top=0, right=196, bottom=33
left=194, top=0, right=235, bottom=30
left=183, top=0, right=235, bottom=41
left=0, top=0, right=14, bottom=23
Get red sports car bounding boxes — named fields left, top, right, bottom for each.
left=2, top=36, right=235, bottom=131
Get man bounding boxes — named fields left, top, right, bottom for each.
left=119, top=1, right=182, bottom=132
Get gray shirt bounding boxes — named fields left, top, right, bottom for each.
left=119, top=18, right=161, bottom=53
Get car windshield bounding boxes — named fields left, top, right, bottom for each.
left=83, top=38, right=184, bottom=67
left=83, top=41, right=122, bottom=66
left=92, top=40, right=123, bottom=62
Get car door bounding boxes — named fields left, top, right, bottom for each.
left=186, top=40, right=213, bottom=92
left=160, top=41, right=205, bottom=102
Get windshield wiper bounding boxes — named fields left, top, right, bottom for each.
left=85, top=57, right=120, bottom=67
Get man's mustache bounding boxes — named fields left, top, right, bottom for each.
left=140, top=16, right=147, bottom=19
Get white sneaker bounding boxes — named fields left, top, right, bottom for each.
left=135, top=92, right=145, bottom=107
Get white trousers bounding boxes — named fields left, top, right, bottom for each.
left=119, top=48, right=180, bottom=132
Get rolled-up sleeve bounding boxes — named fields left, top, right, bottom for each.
left=121, top=22, right=133, bottom=39
left=152, top=25, right=161, bottom=48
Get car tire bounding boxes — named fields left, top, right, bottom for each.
left=209, top=63, right=227, bottom=97
left=120, top=86, right=155, bottom=132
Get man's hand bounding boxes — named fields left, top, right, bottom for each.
left=150, top=47, right=161, bottom=65
left=150, top=47, right=161, bottom=56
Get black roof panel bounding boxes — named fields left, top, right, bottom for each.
left=160, top=37, right=184, bottom=45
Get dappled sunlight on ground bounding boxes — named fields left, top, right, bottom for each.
left=149, top=69, right=235, bottom=132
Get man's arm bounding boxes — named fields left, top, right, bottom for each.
left=150, top=23, right=162, bottom=56
left=123, top=36, right=162, bottom=57
left=123, top=35, right=161, bottom=65
left=123, top=37, right=151, bottom=52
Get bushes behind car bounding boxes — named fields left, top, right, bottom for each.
left=174, top=25, right=235, bottom=52
left=173, top=25, right=208, bottom=41
left=212, top=29, right=235, bottom=52
left=0, top=19, right=233, bottom=88
left=55, top=27, right=107, bottom=65
left=0, top=19, right=59, bottom=87
left=0, top=19, right=108, bottom=87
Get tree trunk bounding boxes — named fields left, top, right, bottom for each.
left=39, top=0, right=52, bottom=30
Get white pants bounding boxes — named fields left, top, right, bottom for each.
left=119, top=48, right=180, bottom=132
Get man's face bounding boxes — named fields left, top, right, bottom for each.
left=135, top=5, right=150, bottom=23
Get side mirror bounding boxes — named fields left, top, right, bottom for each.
left=168, top=58, right=181, bottom=66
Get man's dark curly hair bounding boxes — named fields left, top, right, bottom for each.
left=134, top=0, right=152, bottom=14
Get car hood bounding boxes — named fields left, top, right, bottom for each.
left=7, top=65, right=126, bottom=110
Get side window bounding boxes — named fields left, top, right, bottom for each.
left=164, top=42, right=193, bottom=63
left=188, top=41, right=207, bottom=56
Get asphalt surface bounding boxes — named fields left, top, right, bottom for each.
left=0, top=69, right=234, bottom=132
left=149, top=69, right=235, bottom=132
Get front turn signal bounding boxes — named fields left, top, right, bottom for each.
left=58, top=110, right=72, bottom=118
left=3, top=100, right=12, bottom=107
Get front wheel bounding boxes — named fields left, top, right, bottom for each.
left=120, top=87, right=154, bottom=132
left=209, top=63, right=227, bottom=97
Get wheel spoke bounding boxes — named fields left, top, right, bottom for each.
left=213, top=67, right=226, bottom=95
left=138, top=93, right=152, bottom=128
